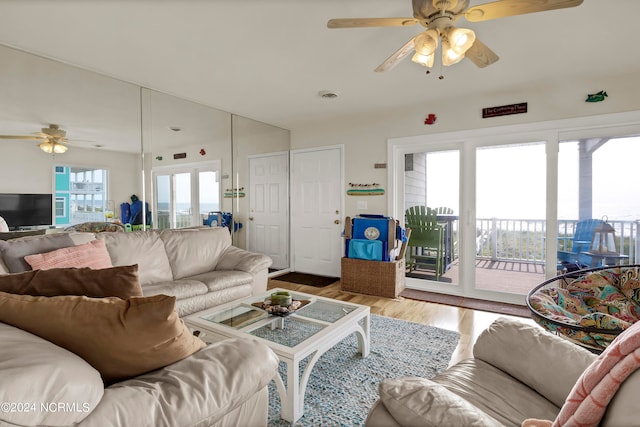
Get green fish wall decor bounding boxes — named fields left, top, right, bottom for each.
left=586, top=90, right=608, bottom=103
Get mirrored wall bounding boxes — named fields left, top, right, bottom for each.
left=0, top=43, right=291, bottom=269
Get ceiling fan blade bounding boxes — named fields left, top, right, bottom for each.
left=374, top=35, right=417, bottom=73
left=0, top=135, right=43, bottom=140
left=465, top=0, right=583, bottom=22
left=464, top=38, right=499, bottom=68
left=327, top=18, right=419, bottom=29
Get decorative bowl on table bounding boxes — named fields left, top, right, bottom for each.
left=252, top=293, right=311, bottom=317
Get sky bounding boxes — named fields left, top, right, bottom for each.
left=424, top=136, right=640, bottom=221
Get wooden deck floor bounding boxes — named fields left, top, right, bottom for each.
left=408, top=259, right=546, bottom=295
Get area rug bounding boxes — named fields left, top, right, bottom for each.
left=267, top=314, right=459, bottom=426
left=271, top=272, right=340, bottom=288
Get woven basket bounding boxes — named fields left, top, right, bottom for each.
left=341, top=257, right=405, bottom=298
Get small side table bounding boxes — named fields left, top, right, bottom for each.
left=581, top=252, right=629, bottom=267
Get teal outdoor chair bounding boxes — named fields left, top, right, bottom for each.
left=557, top=218, right=603, bottom=268
left=405, top=206, right=445, bottom=279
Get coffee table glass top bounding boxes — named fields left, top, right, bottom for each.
left=196, top=289, right=362, bottom=348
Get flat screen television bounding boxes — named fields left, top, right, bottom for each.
left=0, top=193, right=53, bottom=230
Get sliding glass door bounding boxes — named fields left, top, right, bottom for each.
left=152, top=161, right=220, bottom=229
left=474, top=142, right=546, bottom=296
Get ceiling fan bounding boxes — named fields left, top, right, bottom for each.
left=327, top=0, right=583, bottom=72
left=0, top=124, right=72, bottom=153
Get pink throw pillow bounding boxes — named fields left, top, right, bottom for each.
left=24, top=239, right=113, bottom=270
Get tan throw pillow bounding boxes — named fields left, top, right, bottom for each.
left=24, top=239, right=113, bottom=270
left=0, top=264, right=143, bottom=299
left=0, top=292, right=205, bottom=384
left=378, top=377, right=502, bottom=427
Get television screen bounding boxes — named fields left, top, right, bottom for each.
left=0, top=193, right=53, bottom=230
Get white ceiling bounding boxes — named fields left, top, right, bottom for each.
left=0, top=0, right=639, bottom=132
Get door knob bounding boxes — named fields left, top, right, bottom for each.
left=249, top=217, right=254, bottom=221
left=334, top=219, right=340, bottom=224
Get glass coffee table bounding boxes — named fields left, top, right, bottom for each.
left=184, top=288, right=370, bottom=423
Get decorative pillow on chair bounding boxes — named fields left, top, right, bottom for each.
left=0, top=264, right=142, bottom=299
left=378, top=377, right=502, bottom=427
left=0, top=233, right=75, bottom=273
left=24, top=239, right=113, bottom=270
left=0, top=292, right=206, bottom=384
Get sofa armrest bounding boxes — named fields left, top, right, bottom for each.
left=473, top=317, right=596, bottom=408
left=78, top=338, right=279, bottom=427
left=216, top=245, right=272, bottom=274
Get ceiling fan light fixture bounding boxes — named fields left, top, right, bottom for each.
left=445, top=27, right=476, bottom=55
left=411, top=29, right=438, bottom=67
left=39, top=140, right=67, bottom=154
left=442, top=39, right=466, bottom=66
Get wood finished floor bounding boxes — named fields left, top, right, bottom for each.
left=267, top=279, right=535, bottom=366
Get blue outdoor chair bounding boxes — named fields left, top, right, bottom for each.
left=557, top=218, right=603, bottom=268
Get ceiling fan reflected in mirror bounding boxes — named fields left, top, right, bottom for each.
left=327, top=0, right=583, bottom=72
left=0, top=124, right=73, bottom=153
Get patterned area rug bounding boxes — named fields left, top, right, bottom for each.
left=267, top=314, right=459, bottom=426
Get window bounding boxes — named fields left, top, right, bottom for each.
left=55, top=197, right=66, bottom=217
left=54, top=166, right=108, bottom=226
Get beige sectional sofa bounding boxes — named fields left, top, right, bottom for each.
left=0, top=227, right=272, bottom=316
left=365, top=317, right=640, bottom=427
left=0, top=227, right=278, bottom=427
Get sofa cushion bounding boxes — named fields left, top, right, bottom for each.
left=159, top=227, right=231, bottom=279
left=77, top=338, right=279, bottom=427
left=0, top=292, right=205, bottom=384
left=188, top=269, right=254, bottom=292
left=0, top=264, right=142, bottom=299
left=0, top=232, right=75, bottom=273
left=473, top=317, right=595, bottom=408
left=24, top=238, right=113, bottom=270
left=97, top=231, right=173, bottom=286
left=0, top=322, right=103, bottom=427
left=142, top=278, right=209, bottom=299
left=378, top=377, right=502, bottom=427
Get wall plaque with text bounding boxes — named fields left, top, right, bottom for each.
left=482, top=102, right=528, bottom=118
left=173, top=153, right=187, bottom=159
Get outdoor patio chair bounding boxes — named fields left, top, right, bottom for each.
left=557, top=218, right=603, bottom=268
left=405, top=206, right=445, bottom=279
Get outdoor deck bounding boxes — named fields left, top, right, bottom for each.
left=407, top=259, right=546, bottom=296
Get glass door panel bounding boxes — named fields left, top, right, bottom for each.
left=475, top=142, right=546, bottom=295
left=557, top=135, right=639, bottom=271
left=155, top=175, right=171, bottom=229
left=404, top=149, right=460, bottom=286
left=174, top=172, right=192, bottom=228
left=198, top=170, right=219, bottom=225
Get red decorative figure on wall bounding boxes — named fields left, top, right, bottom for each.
left=424, top=114, right=437, bottom=125
left=200, top=148, right=206, bottom=156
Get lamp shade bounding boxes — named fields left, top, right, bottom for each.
left=441, top=27, right=476, bottom=66
left=39, top=140, right=68, bottom=154
left=446, top=27, right=476, bottom=54
left=411, top=30, right=438, bottom=67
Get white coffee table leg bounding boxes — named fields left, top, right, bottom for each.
left=275, top=358, right=303, bottom=422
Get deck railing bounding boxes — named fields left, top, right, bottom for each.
left=476, top=218, right=640, bottom=264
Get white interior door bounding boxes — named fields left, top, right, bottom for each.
left=291, top=146, right=343, bottom=277
left=248, top=152, right=289, bottom=270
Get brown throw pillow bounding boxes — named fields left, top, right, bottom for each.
left=0, top=292, right=206, bottom=384
left=0, top=265, right=143, bottom=299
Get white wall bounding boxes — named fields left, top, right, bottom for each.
left=0, top=140, right=141, bottom=213
left=290, top=70, right=640, bottom=220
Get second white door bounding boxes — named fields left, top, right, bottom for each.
left=291, top=146, right=343, bottom=277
